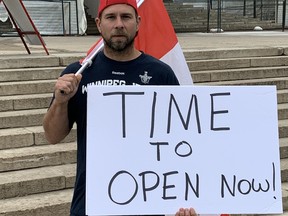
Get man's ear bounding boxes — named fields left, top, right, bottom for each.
left=136, top=15, right=141, bottom=31
left=95, top=18, right=101, bottom=33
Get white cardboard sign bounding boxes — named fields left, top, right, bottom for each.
left=86, top=85, right=282, bottom=216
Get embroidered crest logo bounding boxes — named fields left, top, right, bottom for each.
left=139, top=71, right=152, bottom=84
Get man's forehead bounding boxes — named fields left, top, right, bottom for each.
left=101, top=4, right=136, bottom=15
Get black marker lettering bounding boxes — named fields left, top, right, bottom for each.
left=108, top=170, right=138, bottom=205
left=150, top=92, right=157, bottom=138
left=162, top=171, right=178, bottom=200
left=210, top=92, right=231, bottom=131
left=167, top=94, right=201, bottom=134
left=139, top=171, right=160, bottom=202
left=221, top=174, right=236, bottom=197
left=185, top=173, right=200, bottom=199
left=150, top=142, right=169, bottom=161
left=103, top=91, right=144, bottom=138
left=175, top=141, right=193, bottom=158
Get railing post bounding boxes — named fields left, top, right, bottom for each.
left=283, top=0, right=286, bottom=31
left=253, top=0, right=257, bottom=18
left=217, top=0, right=222, bottom=32
left=261, top=0, right=263, bottom=20
left=61, top=0, right=65, bottom=35
left=243, top=0, right=246, bottom=16
left=207, top=0, right=211, bottom=32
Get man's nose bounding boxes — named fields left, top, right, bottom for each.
left=115, top=16, right=124, bottom=28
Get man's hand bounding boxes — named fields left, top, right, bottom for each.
left=54, top=73, right=82, bottom=103
left=175, top=208, right=197, bottom=216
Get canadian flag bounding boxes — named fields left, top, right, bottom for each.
left=81, top=0, right=193, bottom=85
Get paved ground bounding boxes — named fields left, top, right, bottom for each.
left=1, top=30, right=288, bottom=56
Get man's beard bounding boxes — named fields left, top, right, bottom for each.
left=103, top=31, right=137, bottom=52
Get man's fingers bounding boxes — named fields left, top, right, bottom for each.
left=76, top=74, right=82, bottom=83
left=175, top=207, right=197, bottom=216
left=57, top=74, right=82, bottom=95
left=189, top=208, right=197, bottom=216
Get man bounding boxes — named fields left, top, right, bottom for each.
left=43, top=0, right=195, bottom=215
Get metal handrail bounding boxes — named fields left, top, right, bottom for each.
left=283, top=0, right=286, bottom=31
left=204, top=0, right=287, bottom=32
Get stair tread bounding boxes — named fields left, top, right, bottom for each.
left=188, top=55, right=288, bottom=63
left=0, top=163, right=75, bottom=184
left=195, top=76, right=288, bottom=85
left=0, top=108, right=47, bottom=117
left=0, top=79, right=55, bottom=85
left=0, top=189, right=73, bottom=213
left=279, top=103, right=288, bottom=109
left=0, top=163, right=76, bottom=199
left=192, top=65, right=288, bottom=73
left=0, top=142, right=76, bottom=159
left=281, top=138, right=288, bottom=148
left=279, top=119, right=288, bottom=126
left=0, top=93, right=52, bottom=100
left=0, top=125, right=77, bottom=150
left=0, top=142, right=77, bottom=172
left=0, top=66, right=64, bottom=72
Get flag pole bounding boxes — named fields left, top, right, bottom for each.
left=75, top=0, right=145, bottom=76
left=75, top=42, right=104, bottom=75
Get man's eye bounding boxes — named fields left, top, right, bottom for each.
left=106, top=16, right=115, bottom=19
left=122, top=15, right=132, bottom=19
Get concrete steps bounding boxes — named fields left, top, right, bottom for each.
left=190, top=47, right=288, bottom=215
left=0, top=125, right=76, bottom=150
left=0, top=164, right=75, bottom=199
left=0, top=93, right=53, bottom=111
left=0, top=67, right=64, bottom=82
left=188, top=56, right=288, bottom=71
left=164, top=3, right=282, bottom=33
left=0, top=47, right=287, bottom=215
left=0, top=142, right=77, bottom=172
left=0, top=189, right=73, bottom=216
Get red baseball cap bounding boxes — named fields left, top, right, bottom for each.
left=98, top=0, right=138, bottom=17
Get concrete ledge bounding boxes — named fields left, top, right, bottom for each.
left=27, top=125, right=77, bottom=145
left=0, top=128, right=34, bottom=150
left=0, top=67, right=62, bottom=82
left=192, top=66, right=288, bottom=83
left=283, top=183, right=288, bottom=210
left=0, top=80, right=55, bottom=96
left=184, top=48, right=285, bottom=60
left=282, top=159, right=288, bottom=182
left=13, top=94, right=52, bottom=110
left=277, top=90, right=288, bottom=104
left=188, top=58, right=251, bottom=71
left=0, top=96, right=13, bottom=111
left=0, top=56, right=60, bottom=69
left=0, top=164, right=75, bottom=199
left=280, top=138, right=288, bottom=159
left=0, top=109, right=46, bottom=129
left=195, top=77, right=288, bottom=90
left=0, top=142, right=77, bottom=172
left=0, top=94, right=52, bottom=112
left=0, top=189, right=73, bottom=216
left=279, top=120, right=288, bottom=139
left=0, top=125, right=77, bottom=150
left=188, top=56, right=288, bottom=72
left=278, top=103, right=288, bottom=120
left=251, top=56, right=288, bottom=67
left=55, top=53, right=86, bottom=66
